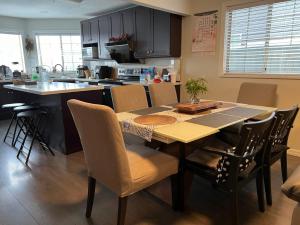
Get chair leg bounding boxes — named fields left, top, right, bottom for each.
left=256, top=169, right=265, bottom=212
left=86, top=176, right=96, bottom=218
left=264, top=165, right=272, bottom=206
left=171, top=174, right=180, bottom=211
left=281, top=151, right=288, bottom=183
left=231, top=191, right=239, bottom=225
left=117, top=196, right=128, bottom=225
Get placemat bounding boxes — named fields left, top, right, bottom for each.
left=186, top=113, right=243, bottom=128
left=218, top=107, right=266, bottom=118
left=130, top=106, right=171, bottom=115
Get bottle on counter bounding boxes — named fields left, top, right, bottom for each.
left=31, top=67, right=39, bottom=81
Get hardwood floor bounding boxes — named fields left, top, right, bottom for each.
left=0, top=119, right=299, bottom=225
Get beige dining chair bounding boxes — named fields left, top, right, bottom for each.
left=67, top=99, right=180, bottom=225
left=111, top=84, right=148, bottom=113
left=237, top=82, right=277, bottom=107
left=148, top=83, right=178, bottom=107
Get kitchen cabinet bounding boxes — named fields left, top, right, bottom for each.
left=81, top=19, right=99, bottom=45
left=0, top=82, right=22, bottom=120
left=110, top=12, right=123, bottom=38
left=81, top=21, right=91, bottom=44
left=98, top=16, right=112, bottom=59
left=134, top=6, right=153, bottom=58
left=122, top=8, right=135, bottom=41
left=80, top=6, right=182, bottom=59
left=134, top=6, right=182, bottom=58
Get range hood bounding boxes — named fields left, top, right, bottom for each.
left=105, top=40, right=139, bottom=64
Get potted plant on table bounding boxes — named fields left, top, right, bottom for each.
left=185, top=78, right=208, bottom=104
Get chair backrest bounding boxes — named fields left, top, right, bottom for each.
left=111, top=85, right=148, bottom=113
left=148, top=83, right=178, bottom=107
left=266, top=106, right=299, bottom=157
left=67, top=99, right=132, bottom=195
left=216, top=113, right=275, bottom=185
left=237, top=82, right=277, bottom=107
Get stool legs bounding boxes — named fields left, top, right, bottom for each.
left=3, top=112, right=16, bottom=144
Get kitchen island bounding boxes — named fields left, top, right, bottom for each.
left=5, top=82, right=104, bottom=154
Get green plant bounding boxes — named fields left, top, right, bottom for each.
left=185, top=78, right=208, bottom=103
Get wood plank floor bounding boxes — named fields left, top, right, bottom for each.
left=0, top=119, right=299, bottom=225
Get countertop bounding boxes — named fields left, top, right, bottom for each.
left=4, top=82, right=104, bottom=95
left=53, top=77, right=182, bottom=86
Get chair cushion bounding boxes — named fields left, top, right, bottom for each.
left=125, top=144, right=178, bottom=196
left=282, top=166, right=300, bottom=202
left=186, top=150, right=221, bottom=169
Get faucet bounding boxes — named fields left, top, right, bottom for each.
left=53, top=64, right=64, bottom=73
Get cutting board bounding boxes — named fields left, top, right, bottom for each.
left=175, top=101, right=222, bottom=114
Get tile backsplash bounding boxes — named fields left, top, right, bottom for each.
left=85, top=57, right=181, bottom=81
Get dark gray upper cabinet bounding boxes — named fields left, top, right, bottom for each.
left=81, top=20, right=99, bottom=45
left=98, top=16, right=111, bottom=59
left=90, top=19, right=100, bottom=44
left=122, top=8, right=135, bottom=40
left=80, top=6, right=182, bottom=59
left=81, top=21, right=91, bottom=44
left=110, top=12, right=123, bottom=38
left=134, top=6, right=153, bottom=58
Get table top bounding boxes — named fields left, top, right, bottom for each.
left=4, top=82, right=104, bottom=95
left=117, top=101, right=277, bottom=144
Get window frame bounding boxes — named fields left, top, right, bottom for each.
left=0, top=31, right=26, bottom=72
left=35, top=32, right=82, bottom=72
left=219, top=0, right=300, bottom=79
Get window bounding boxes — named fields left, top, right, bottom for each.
left=0, top=33, right=25, bottom=72
left=224, top=0, right=300, bottom=75
left=36, top=34, right=82, bottom=71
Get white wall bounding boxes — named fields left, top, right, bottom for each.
left=0, top=16, right=81, bottom=73
left=180, top=0, right=300, bottom=151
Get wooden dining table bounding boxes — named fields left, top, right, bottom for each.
left=116, top=100, right=277, bottom=206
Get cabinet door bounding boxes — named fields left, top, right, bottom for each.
left=134, top=6, right=153, bottom=58
left=122, top=8, right=135, bottom=40
left=110, top=12, right=123, bottom=38
left=90, top=19, right=99, bottom=44
left=98, top=16, right=112, bottom=59
left=152, top=10, right=171, bottom=57
left=81, top=21, right=91, bottom=44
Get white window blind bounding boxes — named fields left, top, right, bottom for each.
left=224, top=0, right=300, bottom=74
left=36, top=34, right=82, bottom=71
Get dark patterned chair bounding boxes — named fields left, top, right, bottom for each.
left=185, top=113, right=275, bottom=225
left=264, top=106, right=299, bottom=205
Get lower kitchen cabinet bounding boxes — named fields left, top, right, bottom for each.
left=0, top=82, right=23, bottom=120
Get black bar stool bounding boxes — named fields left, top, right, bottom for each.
left=16, top=110, right=54, bottom=165
left=12, top=105, right=40, bottom=147
left=2, top=103, right=25, bottom=144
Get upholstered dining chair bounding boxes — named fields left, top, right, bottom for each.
left=111, top=84, right=148, bottom=113
left=67, top=99, right=180, bottom=225
left=264, top=106, right=299, bottom=206
left=111, top=84, right=149, bottom=145
left=237, top=82, right=277, bottom=107
left=185, top=113, right=275, bottom=225
left=148, top=83, right=178, bottom=107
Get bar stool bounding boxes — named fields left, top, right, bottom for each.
left=16, top=110, right=54, bottom=165
left=12, top=105, right=40, bottom=147
left=2, top=103, right=25, bottom=144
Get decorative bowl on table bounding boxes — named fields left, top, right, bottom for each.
left=175, top=101, right=222, bottom=114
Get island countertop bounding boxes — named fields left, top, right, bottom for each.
left=4, top=82, right=104, bottom=95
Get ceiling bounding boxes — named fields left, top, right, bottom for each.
left=0, top=0, right=132, bottom=19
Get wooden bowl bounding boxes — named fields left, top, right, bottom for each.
left=134, top=115, right=177, bottom=126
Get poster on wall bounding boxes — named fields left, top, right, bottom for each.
left=192, top=10, right=218, bottom=55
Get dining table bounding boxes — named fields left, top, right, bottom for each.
left=116, top=100, right=277, bottom=205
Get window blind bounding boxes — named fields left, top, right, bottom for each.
left=224, top=0, right=300, bottom=74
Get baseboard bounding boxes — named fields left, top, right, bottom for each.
left=288, top=149, right=300, bottom=157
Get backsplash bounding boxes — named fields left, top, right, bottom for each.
left=85, top=57, right=181, bottom=81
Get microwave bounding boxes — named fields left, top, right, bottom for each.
left=82, top=47, right=98, bottom=60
